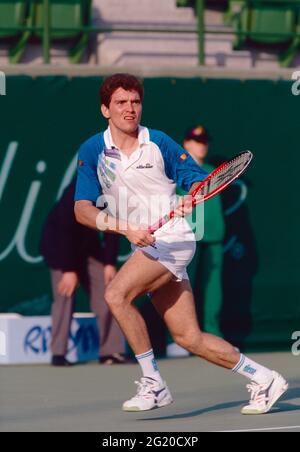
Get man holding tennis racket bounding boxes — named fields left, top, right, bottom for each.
left=74, top=73, right=288, bottom=415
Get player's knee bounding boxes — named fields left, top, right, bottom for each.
left=174, top=330, right=203, bottom=352
left=104, top=286, right=125, bottom=311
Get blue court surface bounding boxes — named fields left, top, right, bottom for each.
left=1, top=352, right=299, bottom=432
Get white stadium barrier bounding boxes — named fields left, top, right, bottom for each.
left=0, top=313, right=99, bottom=365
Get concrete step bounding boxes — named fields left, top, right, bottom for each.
left=93, top=0, right=280, bottom=69
left=93, top=0, right=196, bottom=24
left=95, top=30, right=279, bottom=69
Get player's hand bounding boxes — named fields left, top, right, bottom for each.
left=57, top=272, right=79, bottom=298
left=125, top=224, right=156, bottom=248
left=173, top=195, right=193, bottom=217
left=104, top=264, right=117, bottom=286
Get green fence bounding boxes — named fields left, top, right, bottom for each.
left=0, top=75, right=299, bottom=351
left=2, top=0, right=300, bottom=66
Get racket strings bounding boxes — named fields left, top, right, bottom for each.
left=149, top=150, right=252, bottom=233
left=195, top=152, right=251, bottom=198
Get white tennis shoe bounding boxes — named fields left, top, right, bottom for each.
left=122, top=376, right=173, bottom=412
left=241, top=371, right=288, bottom=415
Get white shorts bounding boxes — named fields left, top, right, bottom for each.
left=132, top=217, right=196, bottom=281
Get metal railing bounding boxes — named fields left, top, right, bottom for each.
left=1, top=0, right=300, bottom=65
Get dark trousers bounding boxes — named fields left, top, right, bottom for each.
left=190, top=242, right=223, bottom=336
left=50, top=257, right=124, bottom=357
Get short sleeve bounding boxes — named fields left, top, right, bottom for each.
left=150, top=130, right=208, bottom=192
left=74, top=134, right=103, bottom=203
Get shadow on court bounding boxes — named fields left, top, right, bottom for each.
left=137, top=388, right=300, bottom=422
left=1, top=353, right=300, bottom=432
left=137, top=401, right=245, bottom=421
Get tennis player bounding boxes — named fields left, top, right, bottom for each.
left=74, top=73, right=288, bottom=414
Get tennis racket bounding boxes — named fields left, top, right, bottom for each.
left=149, top=150, right=253, bottom=233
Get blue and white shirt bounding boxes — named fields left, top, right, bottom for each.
left=75, top=126, right=207, bottom=227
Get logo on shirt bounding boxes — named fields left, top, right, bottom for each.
left=98, top=153, right=118, bottom=189
left=136, top=163, right=153, bottom=169
left=179, top=153, right=188, bottom=161
left=78, top=160, right=84, bottom=167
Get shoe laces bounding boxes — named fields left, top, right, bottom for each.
left=133, top=377, right=159, bottom=399
left=246, top=381, right=270, bottom=406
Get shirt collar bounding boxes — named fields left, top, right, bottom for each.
left=138, top=126, right=150, bottom=145
left=104, top=125, right=150, bottom=150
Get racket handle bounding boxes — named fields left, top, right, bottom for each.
left=148, top=212, right=174, bottom=233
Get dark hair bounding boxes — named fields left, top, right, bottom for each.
left=100, top=73, right=144, bottom=107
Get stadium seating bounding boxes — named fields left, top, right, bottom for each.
left=32, top=0, right=92, bottom=63
left=1, top=0, right=300, bottom=67
left=0, top=0, right=92, bottom=64
left=227, top=0, right=300, bottom=66
left=0, top=1, right=33, bottom=63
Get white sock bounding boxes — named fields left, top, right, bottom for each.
left=232, top=354, right=273, bottom=384
left=135, top=349, right=163, bottom=383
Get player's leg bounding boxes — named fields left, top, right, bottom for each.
left=152, top=279, right=240, bottom=368
left=152, top=280, right=288, bottom=414
left=104, top=250, right=173, bottom=355
left=152, top=279, right=288, bottom=414
left=104, top=250, right=174, bottom=411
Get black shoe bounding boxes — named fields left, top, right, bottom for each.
left=51, top=355, right=73, bottom=367
left=99, top=353, right=135, bottom=365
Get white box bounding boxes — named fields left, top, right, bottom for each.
left=0, top=313, right=99, bottom=365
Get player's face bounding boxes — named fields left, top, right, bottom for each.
left=184, top=139, right=208, bottom=162
left=101, top=87, right=142, bottom=135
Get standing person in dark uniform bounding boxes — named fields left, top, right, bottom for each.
left=182, top=125, right=225, bottom=337
left=40, top=180, right=128, bottom=366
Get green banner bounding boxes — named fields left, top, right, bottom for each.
left=0, top=75, right=299, bottom=351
